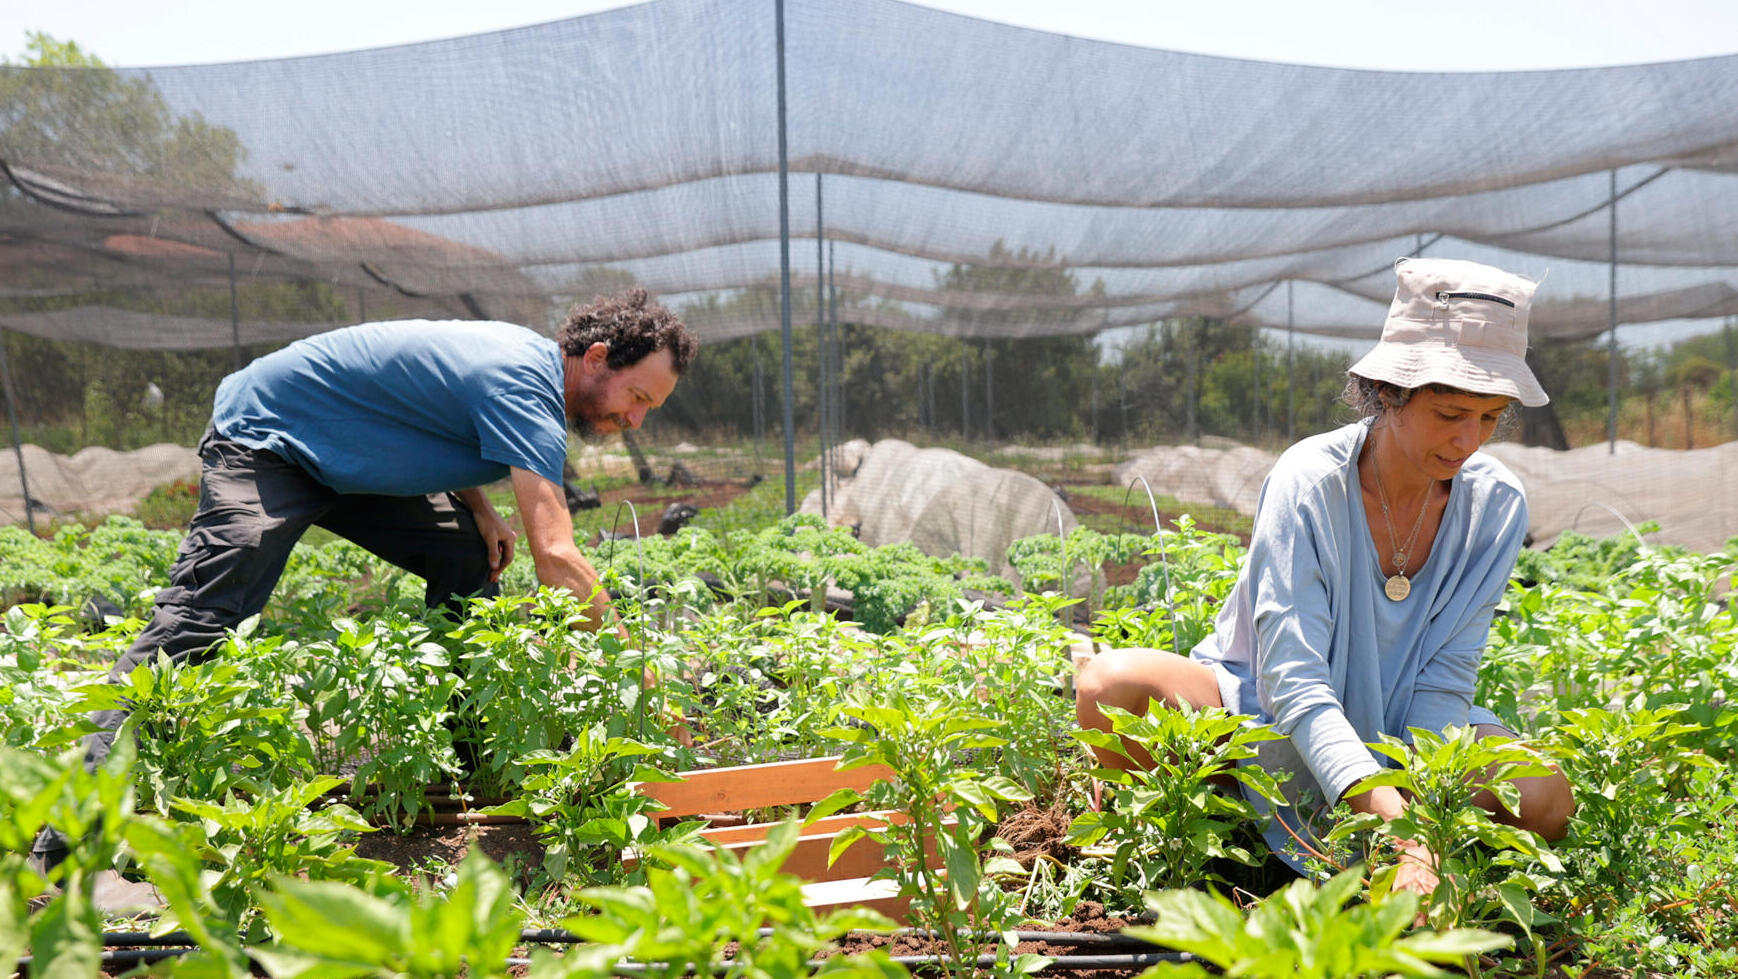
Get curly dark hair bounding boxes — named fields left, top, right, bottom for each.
left=556, top=287, right=697, bottom=374
left=1341, top=374, right=1521, bottom=436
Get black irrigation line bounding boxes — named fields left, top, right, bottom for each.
left=67, top=928, right=1188, bottom=975
left=887, top=952, right=1188, bottom=972
left=105, top=927, right=1166, bottom=951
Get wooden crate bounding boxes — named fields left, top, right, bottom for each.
left=632, top=755, right=941, bottom=920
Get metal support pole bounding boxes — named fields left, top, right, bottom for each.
left=0, top=329, right=36, bottom=534
left=983, top=340, right=994, bottom=444
left=358, top=285, right=366, bottom=324
left=1726, top=317, right=1737, bottom=440
left=1250, top=326, right=1261, bottom=443
left=828, top=239, right=840, bottom=443
left=228, top=252, right=242, bottom=371
left=775, top=0, right=797, bottom=513
left=815, top=174, right=828, bottom=517
left=1286, top=280, right=1296, bottom=441
left=960, top=339, right=970, bottom=440
left=1607, top=169, right=1619, bottom=456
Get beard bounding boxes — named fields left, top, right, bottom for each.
left=567, top=388, right=628, bottom=442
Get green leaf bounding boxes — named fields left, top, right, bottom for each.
left=829, top=825, right=869, bottom=867
left=29, top=885, right=102, bottom=979
left=258, top=878, right=406, bottom=964
left=806, top=787, right=864, bottom=825
left=1400, top=928, right=1513, bottom=960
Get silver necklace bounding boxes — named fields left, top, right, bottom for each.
left=1371, top=438, right=1431, bottom=601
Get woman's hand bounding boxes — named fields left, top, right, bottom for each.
left=1346, top=784, right=1440, bottom=897
left=1390, top=839, right=1440, bottom=897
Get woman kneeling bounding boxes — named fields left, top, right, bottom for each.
left=1077, top=257, right=1574, bottom=894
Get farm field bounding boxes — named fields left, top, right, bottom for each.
left=2, top=503, right=1736, bottom=978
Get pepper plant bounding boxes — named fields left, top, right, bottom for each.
left=557, top=822, right=907, bottom=979
left=1128, top=869, right=1510, bottom=979
left=1328, top=725, right=1563, bottom=933
left=252, top=848, right=525, bottom=979
left=1068, top=699, right=1286, bottom=902
left=814, top=688, right=1039, bottom=979
left=80, top=643, right=317, bottom=815
left=485, top=728, right=689, bottom=891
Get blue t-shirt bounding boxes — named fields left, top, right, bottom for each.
left=212, top=320, right=568, bottom=497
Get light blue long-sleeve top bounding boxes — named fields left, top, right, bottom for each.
left=1191, top=420, right=1527, bottom=858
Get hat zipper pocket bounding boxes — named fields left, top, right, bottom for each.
left=1435, top=290, right=1515, bottom=309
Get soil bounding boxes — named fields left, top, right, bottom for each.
left=826, top=902, right=1145, bottom=978
left=996, top=795, right=1078, bottom=869
left=353, top=820, right=544, bottom=876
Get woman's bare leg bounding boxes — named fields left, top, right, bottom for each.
left=1074, top=647, right=1223, bottom=770
left=1469, top=723, right=1575, bottom=841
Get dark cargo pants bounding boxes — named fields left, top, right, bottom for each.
left=32, top=431, right=498, bottom=866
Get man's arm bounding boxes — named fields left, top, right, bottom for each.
left=510, top=466, right=613, bottom=632
left=455, top=487, right=516, bottom=583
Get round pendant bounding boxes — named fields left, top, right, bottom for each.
left=1384, top=574, right=1411, bottom=601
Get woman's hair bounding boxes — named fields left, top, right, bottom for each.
left=1341, top=373, right=1522, bottom=435
left=556, top=287, right=697, bottom=373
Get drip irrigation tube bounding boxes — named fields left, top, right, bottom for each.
left=64, top=927, right=1184, bottom=977
left=100, top=926, right=1168, bottom=951
left=887, top=952, right=1187, bottom=971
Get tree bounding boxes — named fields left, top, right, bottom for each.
left=0, top=36, right=338, bottom=451
left=1, top=32, right=256, bottom=200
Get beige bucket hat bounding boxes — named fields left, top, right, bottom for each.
left=1348, top=257, right=1549, bottom=407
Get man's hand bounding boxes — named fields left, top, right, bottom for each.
left=457, top=488, right=516, bottom=582
left=510, top=466, right=614, bottom=632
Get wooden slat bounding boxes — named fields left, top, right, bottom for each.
left=633, top=756, right=894, bottom=818
left=696, top=810, right=904, bottom=845
left=800, top=876, right=911, bottom=920
left=698, top=813, right=947, bottom=881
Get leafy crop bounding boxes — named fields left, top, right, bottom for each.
left=1070, top=701, right=1286, bottom=900
left=1129, top=869, right=1509, bottom=979
left=2, top=511, right=1737, bottom=978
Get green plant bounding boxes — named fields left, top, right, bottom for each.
left=447, top=591, right=663, bottom=797
left=251, top=848, right=525, bottom=979
left=168, top=775, right=389, bottom=926
left=82, top=644, right=318, bottom=813
left=0, top=739, right=155, bottom=978
left=0, top=604, right=113, bottom=750
left=935, top=594, right=1081, bottom=797
left=1068, top=700, right=1286, bottom=901
left=1128, top=869, right=1510, bottom=979
left=1329, top=726, right=1562, bottom=932
left=816, top=690, right=1039, bottom=979
left=485, top=728, right=690, bottom=891
left=277, top=611, right=464, bottom=825
left=556, top=822, right=908, bottom=979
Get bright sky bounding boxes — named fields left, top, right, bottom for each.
left=6, top=0, right=1738, bottom=70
